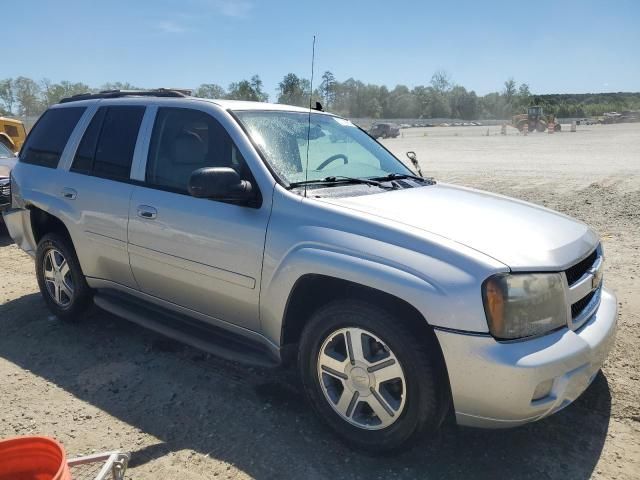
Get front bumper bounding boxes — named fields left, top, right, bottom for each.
left=435, top=287, right=617, bottom=428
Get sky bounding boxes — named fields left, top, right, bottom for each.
left=4, top=0, right=639, bottom=99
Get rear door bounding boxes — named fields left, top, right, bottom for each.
left=64, top=104, right=146, bottom=288
left=127, top=105, right=271, bottom=331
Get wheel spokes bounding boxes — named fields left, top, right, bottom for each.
left=370, top=359, right=403, bottom=384
left=345, top=328, right=366, bottom=364
left=59, top=260, right=69, bottom=277
left=43, top=248, right=73, bottom=306
left=335, top=390, right=359, bottom=418
left=317, top=326, right=406, bottom=430
left=319, top=351, right=348, bottom=380
left=365, top=390, right=395, bottom=425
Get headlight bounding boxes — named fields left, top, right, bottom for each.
left=482, top=273, right=567, bottom=340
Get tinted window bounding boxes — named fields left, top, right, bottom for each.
left=71, top=107, right=107, bottom=174
left=146, top=108, right=248, bottom=193
left=92, top=106, right=145, bottom=180
left=21, top=107, right=85, bottom=168
left=4, top=125, right=19, bottom=137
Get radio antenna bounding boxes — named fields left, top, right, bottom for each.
left=304, top=35, right=316, bottom=198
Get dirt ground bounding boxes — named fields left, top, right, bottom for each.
left=1, top=122, right=639, bottom=479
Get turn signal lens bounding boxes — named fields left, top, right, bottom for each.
left=482, top=273, right=567, bottom=340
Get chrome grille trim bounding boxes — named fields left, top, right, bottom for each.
left=571, top=286, right=602, bottom=329
left=563, top=246, right=603, bottom=331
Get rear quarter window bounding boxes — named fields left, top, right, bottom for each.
left=21, top=107, right=86, bottom=168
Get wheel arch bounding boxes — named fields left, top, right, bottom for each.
left=280, top=274, right=447, bottom=372
left=29, top=206, right=74, bottom=248
left=281, top=273, right=454, bottom=420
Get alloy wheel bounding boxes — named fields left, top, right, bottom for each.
left=43, top=248, right=74, bottom=307
left=317, top=327, right=407, bottom=430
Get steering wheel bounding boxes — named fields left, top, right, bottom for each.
left=317, top=154, right=348, bottom=171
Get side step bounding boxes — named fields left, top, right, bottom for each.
left=93, top=291, right=280, bottom=368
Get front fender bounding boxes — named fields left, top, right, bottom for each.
left=260, top=242, right=484, bottom=347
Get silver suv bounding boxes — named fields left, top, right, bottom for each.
left=3, top=90, right=617, bottom=452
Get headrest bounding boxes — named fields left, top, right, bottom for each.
left=172, top=131, right=206, bottom=165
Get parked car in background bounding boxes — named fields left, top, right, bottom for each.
left=0, top=142, right=17, bottom=211
left=3, top=90, right=617, bottom=452
left=0, top=117, right=27, bottom=152
left=368, top=122, right=400, bottom=139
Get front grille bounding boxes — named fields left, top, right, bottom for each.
left=0, top=181, right=10, bottom=201
left=565, top=248, right=598, bottom=285
left=571, top=289, right=596, bottom=318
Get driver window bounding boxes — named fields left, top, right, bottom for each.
left=146, top=107, right=248, bottom=193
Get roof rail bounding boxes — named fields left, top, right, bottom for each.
left=59, top=88, right=192, bottom=104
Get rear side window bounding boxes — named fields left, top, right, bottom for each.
left=21, top=107, right=85, bottom=168
left=71, top=106, right=145, bottom=181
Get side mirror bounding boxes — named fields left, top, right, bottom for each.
left=188, top=167, right=253, bottom=202
left=406, top=151, right=423, bottom=177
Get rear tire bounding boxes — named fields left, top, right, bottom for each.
left=298, top=300, right=448, bottom=452
left=35, top=233, right=92, bottom=322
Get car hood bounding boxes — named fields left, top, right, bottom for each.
left=320, top=183, right=598, bottom=270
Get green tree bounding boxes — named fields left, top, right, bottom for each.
left=100, top=82, right=138, bottom=91
left=277, top=73, right=309, bottom=106
left=250, top=75, right=268, bottom=102
left=193, top=83, right=226, bottom=99
left=227, top=75, right=268, bottom=102
left=430, top=70, right=452, bottom=94
left=449, top=86, right=478, bottom=119
left=319, top=71, right=337, bottom=108
left=0, top=79, right=16, bottom=114
left=41, top=79, right=90, bottom=106
left=14, top=77, right=43, bottom=117
left=503, top=78, right=517, bottom=111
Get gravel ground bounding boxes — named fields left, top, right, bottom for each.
left=1, top=122, right=638, bottom=479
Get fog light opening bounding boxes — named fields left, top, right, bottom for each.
left=532, top=379, right=554, bottom=401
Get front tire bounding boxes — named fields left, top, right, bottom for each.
left=298, top=300, right=448, bottom=452
left=35, top=233, right=92, bottom=322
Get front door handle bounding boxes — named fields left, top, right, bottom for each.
left=61, top=187, right=77, bottom=200
left=137, top=205, right=157, bottom=219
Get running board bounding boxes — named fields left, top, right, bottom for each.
left=93, top=291, right=280, bottom=368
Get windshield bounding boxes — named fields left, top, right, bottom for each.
left=234, top=111, right=412, bottom=184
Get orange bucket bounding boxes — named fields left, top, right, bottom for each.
left=0, top=436, right=71, bottom=480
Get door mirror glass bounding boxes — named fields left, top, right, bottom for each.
left=188, top=167, right=254, bottom=201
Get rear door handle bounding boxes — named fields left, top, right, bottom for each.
left=61, top=187, right=77, bottom=200
left=137, top=205, right=157, bottom=219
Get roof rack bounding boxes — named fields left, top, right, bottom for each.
left=59, top=88, right=192, bottom=104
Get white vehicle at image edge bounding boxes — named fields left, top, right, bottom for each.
left=3, top=90, right=617, bottom=452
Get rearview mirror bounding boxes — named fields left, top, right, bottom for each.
left=188, top=167, right=254, bottom=202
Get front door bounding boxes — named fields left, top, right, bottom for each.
left=127, top=106, right=271, bottom=331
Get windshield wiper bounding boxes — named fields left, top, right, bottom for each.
left=288, top=176, right=394, bottom=189
left=370, top=172, right=431, bottom=183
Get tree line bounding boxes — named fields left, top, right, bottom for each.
left=1, top=72, right=638, bottom=120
